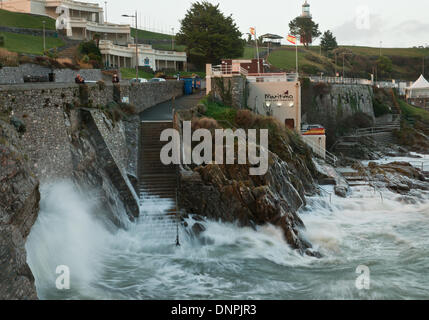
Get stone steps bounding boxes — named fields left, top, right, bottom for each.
left=138, top=121, right=179, bottom=243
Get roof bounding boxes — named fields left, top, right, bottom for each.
left=261, top=33, right=283, bottom=40
left=408, top=74, right=429, bottom=89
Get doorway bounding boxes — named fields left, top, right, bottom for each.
left=285, top=119, right=295, bottom=130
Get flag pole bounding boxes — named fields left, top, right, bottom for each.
left=254, top=27, right=261, bottom=74
left=295, top=36, right=299, bottom=76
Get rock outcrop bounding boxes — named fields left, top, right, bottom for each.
left=177, top=109, right=321, bottom=256
left=0, top=120, right=39, bottom=300
left=366, top=161, right=428, bottom=193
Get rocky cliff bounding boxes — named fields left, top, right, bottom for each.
left=0, top=92, right=142, bottom=298
left=0, top=120, right=39, bottom=300
left=301, top=81, right=375, bottom=146
left=176, top=108, right=321, bottom=257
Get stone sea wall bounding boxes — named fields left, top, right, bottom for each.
left=0, top=120, right=39, bottom=300
left=0, top=64, right=103, bottom=85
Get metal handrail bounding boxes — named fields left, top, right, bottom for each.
left=304, top=138, right=338, bottom=166
left=318, top=186, right=332, bottom=204
left=356, top=162, right=384, bottom=203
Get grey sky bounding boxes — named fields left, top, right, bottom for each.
left=93, top=0, right=429, bottom=48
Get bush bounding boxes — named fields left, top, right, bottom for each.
left=79, top=41, right=101, bottom=57
left=0, top=48, right=18, bottom=66
left=119, top=103, right=137, bottom=115
left=373, top=98, right=391, bottom=117
left=0, top=35, right=4, bottom=47
left=191, top=117, right=219, bottom=131
left=301, top=64, right=320, bottom=75
left=235, top=109, right=256, bottom=128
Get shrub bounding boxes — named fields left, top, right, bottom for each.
left=0, top=48, right=18, bottom=66
left=235, top=109, right=256, bottom=128
left=373, top=98, right=391, bottom=117
left=191, top=117, right=219, bottom=131
left=0, top=35, right=4, bottom=47
left=119, top=103, right=137, bottom=115
left=18, top=55, right=34, bottom=65
left=301, top=64, right=320, bottom=75
left=82, top=54, right=90, bottom=63
left=79, top=41, right=101, bottom=57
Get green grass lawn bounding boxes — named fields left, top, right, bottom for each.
left=151, top=43, right=186, bottom=52
left=267, top=46, right=329, bottom=73
left=343, top=46, right=429, bottom=58
left=167, top=71, right=206, bottom=78
left=131, top=28, right=174, bottom=41
left=0, top=31, right=64, bottom=55
left=120, top=68, right=154, bottom=79
left=0, top=9, right=56, bottom=30
left=200, top=96, right=237, bottom=126
left=398, top=99, right=429, bottom=123
left=240, top=46, right=256, bottom=59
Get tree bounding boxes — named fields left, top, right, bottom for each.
left=176, top=1, right=244, bottom=64
left=289, top=17, right=321, bottom=49
left=376, top=55, right=393, bottom=76
left=320, top=30, right=338, bottom=54
left=92, top=33, right=101, bottom=48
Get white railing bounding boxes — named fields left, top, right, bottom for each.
left=354, top=124, right=400, bottom=137
left=303, top=138, right=338, bottom=166
left=211, top=64, right=248, bottom=77
left=310, top=76, right=372, bottom=86
left=247, top=73, right=298, bottom=83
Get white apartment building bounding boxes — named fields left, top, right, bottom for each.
left=3, top=0, right=188, bottom=70
left=3, top=0, right=131, bottom=45
left=99, top=40, right=187, bottom=71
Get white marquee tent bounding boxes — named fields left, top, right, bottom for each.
left=407, top=75, right=429, bottom=98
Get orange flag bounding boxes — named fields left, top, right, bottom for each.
left=250, top=27, right=256, bottom=36
left=287, top=34, right=297, bottom=45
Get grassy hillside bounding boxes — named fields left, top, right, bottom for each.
left=130, top=28, right=186, bottom=52
left=398, top=99, right=429, bottom=123
left=266, top=45, right=429, bottom=80
left=120, top=68, right=154, bottom=79
left=0, top=31, right=64, bottom=55
left=0, top=9, right=56, bottom=30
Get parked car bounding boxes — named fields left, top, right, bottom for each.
left=130, top=78, right=148, bottom=83
left=149, top=78, right=166, bottom=83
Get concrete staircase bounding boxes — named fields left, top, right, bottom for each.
left=337, top=167, right=371, bottom=188
left=138, top=121, right=180, bottom=244
left=57, top=39, right=81, bottom=61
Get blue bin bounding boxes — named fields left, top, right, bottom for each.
left=183, top=78, right=193, bottom=95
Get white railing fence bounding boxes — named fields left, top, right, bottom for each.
left=303, top=138, right=338, bottom=166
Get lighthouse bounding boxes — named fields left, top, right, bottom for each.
left=301, top=1, right=311, bottom=18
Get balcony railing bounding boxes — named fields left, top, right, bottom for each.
left=211, top=65, right=248, bottom=77
left=247, top=73, right=298, bottom=83
left=309, top=76, right=372, bottom=85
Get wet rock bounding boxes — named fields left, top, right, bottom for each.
left=191, top=222, right=206, bottom=237
left=192, top=215, right=205, bottom=222
left=305, top=249, right=323, bottom=258
left=0, top=120, right=39, bottom=300
left=334, top=186, right=348, bottom=198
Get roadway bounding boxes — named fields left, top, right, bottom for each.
left=140, top=91, right=204, bottom=121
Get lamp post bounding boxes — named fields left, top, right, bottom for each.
left=379, top=41, right=383, bottom=56
left=171, top=27, right=175, bottom=51
left=341, top=52, right=352, bottom=79
left=122, top=11, right=139, bottom=81
left=104, top=1, right=107, bottom=22
left=42, top=21, right=46, bottom=52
